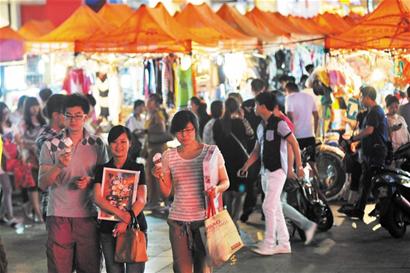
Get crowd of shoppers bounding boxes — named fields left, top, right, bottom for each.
left=0, top=78, right=409, bottom=272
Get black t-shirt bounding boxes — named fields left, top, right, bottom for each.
left=362, top=105, right=388, bottom=156
left=94, top=158, right=147, bottom=233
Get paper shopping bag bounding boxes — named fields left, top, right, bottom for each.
left=201, top=209, right=244, bottom=267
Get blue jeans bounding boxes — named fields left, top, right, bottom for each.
left=100, top=232, right=146, bottom=273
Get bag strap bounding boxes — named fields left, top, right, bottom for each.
left=230, top=133, right=249, bottom=159
left=128, top=209, right=139, bottom=229
left=206, top=191, right=217, bottom=218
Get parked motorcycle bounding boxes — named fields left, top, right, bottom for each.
left=286, top=144, right=334, bottom=239
left=371, top=143, right=410, bottom=238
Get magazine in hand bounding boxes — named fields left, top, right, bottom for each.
left=98, top=167, right=140, bottom=221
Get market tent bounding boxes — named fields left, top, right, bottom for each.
left=245, top=8, right=291, bottom=36
left=326, top=0, right=410, bottom=49
left=216, top=4, right=277, bottom=42
left=175, top=3, right=257, bottom=49
left=286, top=15, right=327, bottom=36
left=0, top=26, right=24, bottom=62
left=77, top=4, right=192, bottom=53
left=37, top=5, right=114, bottom=42
left=151, top=2, right=209, bottom=46
left=98, top=4, right=134, bottom=27
left=18, top=20, right=55, bottom=40
left=313, top=13, right=353, bottom=35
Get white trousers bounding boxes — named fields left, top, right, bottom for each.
left=261, top=169, right=290, bottom=247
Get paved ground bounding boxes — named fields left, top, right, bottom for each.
left=2, top=204, right=410, bottom=273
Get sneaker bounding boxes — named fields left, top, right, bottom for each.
left=272, top=244, right=292, bottom=254
left=304, top=223, right=317, bottom=245
left=251, top=242, right=275, bottom=256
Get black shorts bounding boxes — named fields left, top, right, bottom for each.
left=297, top=137, right=316, bottom=162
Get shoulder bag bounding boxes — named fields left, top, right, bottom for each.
left=114, top=210, right=148, bottom=263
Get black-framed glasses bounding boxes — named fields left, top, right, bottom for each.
left=177, top=127, right=195, bottom=135
left=64, top=114, right=84, bottom=121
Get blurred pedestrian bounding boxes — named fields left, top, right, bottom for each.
left=152, top=110, right=229, bottom=273
left=213, top=98, right=253, bottom=226
left=93, top=125, right=147, bottom=273
left=36, top=94, right=66, bottom=221
left=145, top=94, right=170, bottom=209
left=15, top=97, right=46, bottom=223
left=399, top=86, right=410, bottom=134
left=345, top=86, right=389, bottom=220
left=202, top=100, right=223, bottom=145
left=386, top=95, right=410, bottom=152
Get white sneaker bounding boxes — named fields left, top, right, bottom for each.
left=304, top=223, right=317, bottom=245
left=251, top=242, right=275, bottom=256
left=272, top=244, right=292, bottom=254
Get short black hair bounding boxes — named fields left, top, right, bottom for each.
left=39, top=88, right=53, bottom=102
left=190, top=96, right=201, bottom=106
left=133, top=99, right=145, bottom=109
left=63, top=94, right=90, bottom=114
left=255, top=92, right=277, bottom=111
left=210, top=100, right=223, bottom=119
left=288, top=76, right=296, bottom=83
left=386, top=95, right=399, bottom=107
left=170, top=110, right=199, bottom=136
left=251, top=79, right=266, bottom=92
left=278, top=74, right=289, bottom=83
left=85, top=94, right=96, bottom=107
left=108, top=125, right=132, bottom=144
left=305, top=64, right=314, bottom=73
left=148, top=93, right=163, bottom=105
left=360, top=86, right=377, bottom=101
left=407, top=86, right=410, bottom=97
left=44, top=94, right=66, bottom=119
left=285, top=82, right=299, bottom=93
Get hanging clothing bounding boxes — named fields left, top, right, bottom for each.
left=176, top=66, right=194, bottom=109
left=62, top=68, right=91, bottom=95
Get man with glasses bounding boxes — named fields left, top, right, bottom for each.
left=39, top=94, right=108, bottom=273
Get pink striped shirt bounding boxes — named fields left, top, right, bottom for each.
left=162, top=144, right=225, bottom=221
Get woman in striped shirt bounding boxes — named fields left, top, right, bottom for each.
left=153, top=110, right=229, bottom=273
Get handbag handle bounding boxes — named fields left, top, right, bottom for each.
left=206, top=191, right=217, bottom=218
left=128, top=209, right=140, bottom=230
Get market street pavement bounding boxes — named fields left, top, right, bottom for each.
left=2, top=204, right=410, bottom=273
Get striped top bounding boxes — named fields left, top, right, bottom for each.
left=162, top=144, right=225, bottom=221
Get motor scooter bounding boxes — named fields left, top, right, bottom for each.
left=286, top=144, right=334, bottom=239
left=371, top=143, right=410, bottom=238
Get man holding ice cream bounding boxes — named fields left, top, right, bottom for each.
left=39, top=94, right=108, bottom=273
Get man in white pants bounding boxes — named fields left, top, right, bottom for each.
left=240, top=92, right=304, bottom=256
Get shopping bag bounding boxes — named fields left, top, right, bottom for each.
left=201, top=192, right=243, bottom=267
left=114, top=211, right=148, bottom=263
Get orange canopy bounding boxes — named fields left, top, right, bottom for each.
left=0, top=26, right=24, bottom=62
left=18, top=20, right=55, bottom=40
left=77, top=4, right=192, bottom=53
left=286, top=16, right=327, bottom=36
left=245, top=8, right=290, bottom=36
left=326, top=0, right=410, bottom=49
left=37, top=5, right=114, bottom=42
left=216, top=4, right=277, bottom=42
left=313, top=13, right=353, bottom=35
left=98, top=4, right=134, bottom=27
left=175, top=3, right=256, bottom=49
